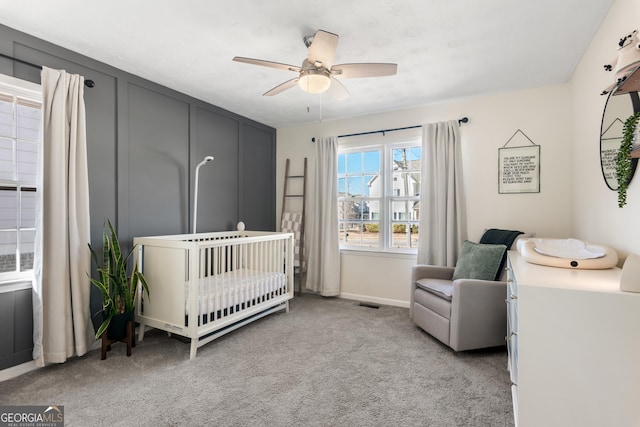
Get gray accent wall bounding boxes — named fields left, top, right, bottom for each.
left=195, top=106, right=240, bottom=232
left=127, top=83, right=191, bottom=236
left=0, top=284, right=33, bottom=370
left=241, top=123, right=277, bottom=230
left=0, top=24, right=276, bottom=369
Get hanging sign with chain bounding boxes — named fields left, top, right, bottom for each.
left=498, top=129, right=540, bottom=194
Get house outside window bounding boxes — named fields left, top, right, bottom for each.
left=338, top=131, right=421, bottom=253
left=0, top=77, right=42, bottom=284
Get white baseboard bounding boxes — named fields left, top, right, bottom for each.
left=0, top=360, right=39, bottom=382
left=339, top=292, right=409, bottom=308
left=1, top=335, right=104, bottom=382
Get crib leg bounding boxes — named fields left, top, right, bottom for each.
left=285, top=300, right=290, bottom=313
left=189, top=340, right=198, bottom=360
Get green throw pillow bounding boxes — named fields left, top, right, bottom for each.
left=452, top=240, right=507, bottom=281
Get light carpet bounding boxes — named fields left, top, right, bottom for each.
left=0, top=294, right=514, bottom=426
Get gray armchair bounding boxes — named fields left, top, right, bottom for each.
left=410, top=229, right=525, bottom=351
left=410, top=265, right=507, bottom=351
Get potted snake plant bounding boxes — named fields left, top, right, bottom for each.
left=88, top=220, right=149, bottom=340
left=616, top=111, right=640, bottom=207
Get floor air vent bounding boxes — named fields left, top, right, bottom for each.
left=359, top=302, right=380, bottom=309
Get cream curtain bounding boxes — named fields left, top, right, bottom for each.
left=33, top=67, right=92, bottom=366
left=306, top=136, right=340, bottom=296
left=417, top=120, right=467, bottom=266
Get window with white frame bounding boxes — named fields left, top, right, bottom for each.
left=338, top=130, right=421, bottom=253
left=0, top=76, right=42, bottom=283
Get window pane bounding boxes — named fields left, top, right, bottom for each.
left=341, top=200, right=377, bottom=222
left=347, top=152, right=362, bottom=174
left=17, top=140, right=38, bottom=184
left=0, top=89, right=42, bottom=279
left=391, top=199, right=419, bottom=248
left=20, top=190, right=37, bottom=228
left=0, top=137, right=14, bottom=180
left=338, top=153, right=345, bottom=175
left=339, top=221, right=380, bottom=248
left=346, top=176, right=364, bottom=197
left=409, top=172, right=420, bottom=196
left=361, top=222, right=380, bottom=247
left=0, top=97, right=13, bottom=138
left=0, top=230, right=17, bottom=273
left=367, top=200, right=380, bottom=220
left=391, top=199, right=419, bottom=222
left=363, top=151, right=380, bottom=174
left=339, top=222, right=357, bottom=245
left=393, top=171, right=410, bottom=197
left=393, top=147, right=422, bottom=171
left=16, top=102, right=41, bottom=141
left=338, top=201, right=350, bottom=220
left=19, top=229, right=34, bottom=271
left=391, top=223, right=419, bottom=249
left=364, top=174, right=378, bottom=196
left=392, top=169, right=420, bottom=196
left=338, top=177, right=346, bottom=196
left=0, top=188, right=17, bottom=229
left=408, top=146, right=422, bottom=166
left=340, top=200, right=364, bottom=220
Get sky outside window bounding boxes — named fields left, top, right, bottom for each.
left=338, top=151, right=380, bottom=196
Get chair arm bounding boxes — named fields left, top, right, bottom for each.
left=409, top=265, right=455, bottom=319
left=449, top=279, right=508, bottom=351
left=411, top=265, right=455, bottom=282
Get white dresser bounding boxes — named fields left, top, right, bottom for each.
left=506, top=251, right=640, bottom=427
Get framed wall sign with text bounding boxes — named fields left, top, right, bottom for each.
left=498, top=144, right=540, bottom=194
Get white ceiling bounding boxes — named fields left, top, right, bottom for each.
left=0, top=0, right=613, bottom=129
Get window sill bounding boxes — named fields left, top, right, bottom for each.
left=0, top=280, right=32, bottom=293
left=339, top=248, right=417, bottom=260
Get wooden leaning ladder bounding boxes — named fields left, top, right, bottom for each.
left=281, top=158, right=307, bottom=294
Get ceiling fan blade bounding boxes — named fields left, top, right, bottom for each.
left=308, top=30, right=339, bottom=68
left=233, top=56, right=301, bottom=73
left=326, top=77, right=350, bottom=100
left=263, top=78, right=299, bottom=96
left=331, top=63, right=398, bottom=78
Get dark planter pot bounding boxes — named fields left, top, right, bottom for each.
left=107, top=310, right=134, bottom=341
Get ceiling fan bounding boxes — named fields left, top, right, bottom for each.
left=232, top=29, right=397, bottom=100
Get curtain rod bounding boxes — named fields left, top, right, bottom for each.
left=0, top=53, right=95, bottom=88
left=311, top=117, right=468, bottom=142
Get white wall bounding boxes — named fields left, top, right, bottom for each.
left=570, top=0, right=640, bottom=258
left=278, top=82, right=573, bottom=306
left=278, top=0, right=640, bottom=306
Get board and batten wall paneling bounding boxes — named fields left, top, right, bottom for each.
left=0, top=287, right=33, bottom=370
left=127, top=83, right=190, bottom=238
left=194, top=106, right=239, bottom=232
left=0, top=23, right=276, bottom=371
left=241, top=123, right=276, bottom=231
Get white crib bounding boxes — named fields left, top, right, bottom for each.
left=133, top=230, right=294, bottom=359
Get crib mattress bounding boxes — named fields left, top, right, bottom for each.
left=185, top=268, right=287, bottom=315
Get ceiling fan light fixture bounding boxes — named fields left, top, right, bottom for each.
left=298, top=69, right=331, bottom=93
